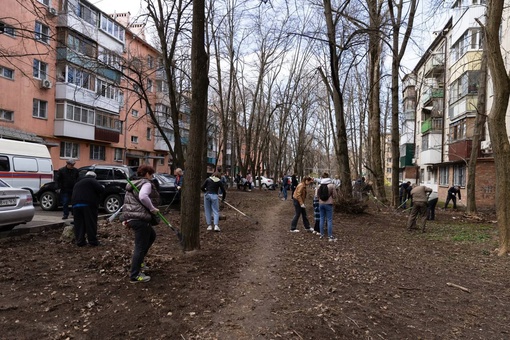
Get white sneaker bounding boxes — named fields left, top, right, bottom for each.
left=207, top=225, right=213, bottom=231
left=214, top=225, right=221, bottom=232
left=290, top=229, right=300, bottom=233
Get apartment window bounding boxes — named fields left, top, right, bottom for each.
left=147, top=55, right=154, bottom=68
left=38, top=0, right=50, bottom=5
left=158, top=154, right=165, bottom=165
left=146, top=127, right=151, bottom=140
left=67, top=33, right=95, bottom=58
left=450, top=120, right=466, bottom=142
left=35, top=22, right=50, bottom=44
left=147, top=79, right=153, bottom=92
left=386, top=167, right=392, bottom=174
left=96, top=110, right=120, bottom=131
left=60, top=141, right=79, bottom=159
left=98, top=47, right=121, bottom=70
left=0, top=66, right=14, bottom=79
left=97, top=79, right=119, bottom=100
left=33, top=59, right=47, bottom=79
left=100, top=14, right=125, bottom=42
left=439, top=167, right=449, bottom=186
left=32, top=99, right=48, bottom=119
left=0, top=22, right=15, bottom=37
left=156, top=80, right=168, bottom=93
left=0, top=109, right=14, bottom=121
left=132, top=109, right=139, bottom=117
left=75, top=2, right=97, bottom=26
left=449, top=71, right=480, bottom=104
left=131, top=136, right=138, bottom=144
left=114, top=148, right=123, bottom=161
left=453, top=164, right=466, bottom=187
left=90, top=145, right=105, bottom=160
left=67, top=66, right=95, bottom=91
left=56, top=102, right=95, bottom=124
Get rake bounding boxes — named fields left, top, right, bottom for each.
left=223, top=200, right=259, bottom=225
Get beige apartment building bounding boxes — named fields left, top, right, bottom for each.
left=0, top=0, right=188, bottom=173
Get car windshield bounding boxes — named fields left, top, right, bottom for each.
left=155, top=174, right=175, bottom=184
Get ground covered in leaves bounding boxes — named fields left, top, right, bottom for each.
left=1, top=188, right=510, bottom=339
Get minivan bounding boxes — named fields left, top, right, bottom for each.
left=0, top=139, right=54, bottom=197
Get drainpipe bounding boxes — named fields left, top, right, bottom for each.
left=441, top=33, right=447, bottom=164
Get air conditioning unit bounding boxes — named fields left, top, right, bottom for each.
left=40, top=79, right=52, bottom=89
left=47, top=7, right=57, bottom=16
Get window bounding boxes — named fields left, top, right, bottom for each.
left=0, top=156, right=10, bottom=171
left=156, top=80, right=168, bottom=93
left=32, top=99, right=48, bottom=119
left=147, top=79, right=153, bottom=92
left=453, top=164, right=466, bottom=187
left=67, top=32, right=95, bottom=58
left=147, top=55, right=154, bottom=68
left=114, top=148, right=123, bottom=161
left=0, top=66, right=14, bottom=79
left=100, top=14, right=125, bottom=41
left=146, top=127, right=151, bottom=140
left=75, top=2, right=97, bottom=26
left=449, top=71, right=480, bottom=104
left=90, top=145, right=105, bottom=160
left=67, top=66, right=95, bottom=91
left=132, top=109, right=139, bottom=117
left=60, top=141, right=79, bottom=159
left=0, top=109, right=14, bottom=121
left=98, top=47, right=121, bottom=70
left=158, top=154, right=165, bottom=165
left=35, top=22, right=50, bottom=44
left=96, top=110, right=120, bottom=131
left=56, top=102, right=95, bottom=124
left=131, top=136, right=138, bottom=144
left=38, top=0, right=50, bottom=5
left=450, top=120, right=467, bottom=142
left=0, top=22, right=15, bottom=36
left=386, top=167, right=392, bottom=174
left=97, top=79, right=119, bottom=100
left=33, top=60, right=47, bottom=79
left=439, top=167, right=449, bottom=186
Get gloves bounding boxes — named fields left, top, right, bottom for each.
left=300, top=204, right=305, bottom=208
left=151, top=208, right=160, bottom=214
left=177, top=186, right=181, bottom=191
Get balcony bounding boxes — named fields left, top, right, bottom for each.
left=448, top=139, right=472, bottom=161
left=424, top=52, right=445, bottom=78
left=399, top=143, right=415, bottom=167
left=57, top=12, right=98, bottom=41
left=420, top=148, right=441, bottom=165
left=54, top=120, right=95, bottom=140
left=421, top=87, right=444, bottom=105
left=421, top=117, right=443, bottom=134
left=403, top=109, right=414, bottom=121
left=95, top=127, right=120, bottom=143
left=448, top=96, right=478, bottom=120
left=55, top=83, right=121, bottom=113
left=154, top=137, right=171, bottom=152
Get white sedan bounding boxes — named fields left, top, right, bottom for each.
left=0, top=179, right=35, bottom=231
left=255, top=176, right=276, bottom=190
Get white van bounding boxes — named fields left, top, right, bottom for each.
left=0, top=139, right=54, bottom=196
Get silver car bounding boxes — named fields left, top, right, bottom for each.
left=0, top=179, right=35, bottom=231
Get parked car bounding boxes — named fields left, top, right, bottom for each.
left=0, top=179, right=35, bottom=231
left=36, top=165, right=135, bottom=214
left=255, top=176, right=276, bottom=190
left=154, top=173, right=180, bottom=205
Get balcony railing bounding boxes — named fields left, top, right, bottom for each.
left=421, top=117, right=443, bottom=134
left=421, top=87, right=444, bottom=105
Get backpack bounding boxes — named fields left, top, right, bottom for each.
left=318, top=183, right=330, bottom=201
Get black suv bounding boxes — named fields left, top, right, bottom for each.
left=36, top=165, right=134, bottom=214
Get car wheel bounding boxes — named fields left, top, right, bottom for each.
left=39, top=191, right=58, bottom=211
left=262, top=183, right=267, bottom=189
left=104, top=194, right=122, bottom=214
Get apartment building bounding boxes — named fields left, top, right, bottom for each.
left=402, top=0, right=498, bottom=208
left=0, top=0, right=200, bottom=173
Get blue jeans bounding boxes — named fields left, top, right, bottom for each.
left=128, top=220, right=156, bottom=280
left=60, top=191, right=72, bottom=217
left=282, top=186, right=288, bottom=200
left=291, top=199, right=310, bottom=230
left=319, top=204, right=333, bottom=237
left=204, top=193, right=220, bottom=225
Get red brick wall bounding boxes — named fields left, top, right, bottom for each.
left=474, top=159, right=496, bottom=209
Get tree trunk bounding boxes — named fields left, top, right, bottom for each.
left=466, top=46, right=487, bottom=215
left=485, top=0, right=510, bottom=255
left=181, top=0, right=209, bottom=251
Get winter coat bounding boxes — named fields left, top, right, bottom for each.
left=410, top=185, right=432, bottom=203
left=56, top=166, right=79, bottom=192
left=71, top=176, right=104, bottom=206
left=201, top=176, right=226, bottom=200
left=316, top=178, right=337, bottom=205
left=292, top=182, right=308, bottom=205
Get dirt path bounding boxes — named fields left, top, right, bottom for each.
left=197, top=196, right=288, bottom=338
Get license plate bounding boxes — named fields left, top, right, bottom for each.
left=0, top=198, right=16, bottom=206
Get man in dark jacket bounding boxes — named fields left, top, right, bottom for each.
left=399, top=181, right=411, bottom=208
left=71, top=171, right=105, bottom=246
left=444, top=185, right=461, bottom=209
left=56, top=159, right=79, bottom=219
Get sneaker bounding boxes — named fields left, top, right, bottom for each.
left=140, top=263, right=150, bottom=272
left=214, top=225, right=221, bottom=232
left=328, top=236, right=337, bottom=242
left=290, top=229, right=300, bottom=233
left=319, top=234, right=325, bottom=239
left=130, top=272, right=151, bottom=283
left=305, top=228, right=313, bottom=232
left=207, top=225, right=213, bottom=231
